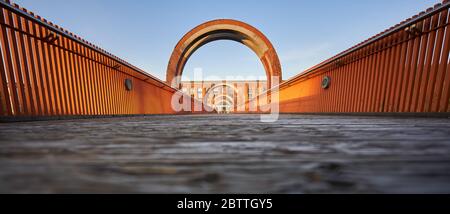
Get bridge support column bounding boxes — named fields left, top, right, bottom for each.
left=202, top=87, right=206, bottom=99
left=244, top=83, right=249, bottom=112
left=256, top=80, right=260, bottom=112
left=234, top=83, right=238, bottom=112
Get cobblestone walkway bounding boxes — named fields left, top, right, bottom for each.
left=0, top=114, right=449, bottom=193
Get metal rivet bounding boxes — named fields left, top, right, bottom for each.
left=322, top=76, right=331, bottom=89
left=125, top=79, right=133, bottom=91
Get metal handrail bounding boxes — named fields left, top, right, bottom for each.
left=0, top=0, right=175, bottom=91
left=279, top=0, right=450, bottom=89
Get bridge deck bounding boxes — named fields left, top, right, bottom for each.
left=0, top=115, right=449, bottom=193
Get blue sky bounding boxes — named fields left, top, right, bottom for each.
left=15, top=0, right=435, bottom=81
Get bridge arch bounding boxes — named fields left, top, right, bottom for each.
left=204, top=83, right=238, bottom=99
left=213, top=95, right=234, bottom=113
left=213, top=94, right=234, bottom=104
left=167, top=19, right=282, bottom=89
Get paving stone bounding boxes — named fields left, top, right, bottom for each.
left=0, top=114, right=449, bottom=193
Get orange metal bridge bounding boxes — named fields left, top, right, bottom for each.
left=0, top=0, right=449, bottom=121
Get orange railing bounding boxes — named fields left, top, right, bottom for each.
left=0, top=0, right=208, bottom=120
left=2, top=0, right=449, bottom=120
left=254, top=0, right=450, bottom=114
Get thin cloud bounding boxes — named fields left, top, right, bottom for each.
left=281, top=43, right=332, bottom=62
left=280, top=43, right=334, bottom=77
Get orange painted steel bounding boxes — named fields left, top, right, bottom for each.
left=2, top=0, right=449, bottom=120
left=0, top=0, right=207, bottom=120
left=252, top=0, right=450, bottom=114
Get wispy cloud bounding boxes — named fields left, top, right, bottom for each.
left=280, top=43, right=332, bottom=62
left=280, top=43, right=334, bottom=78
